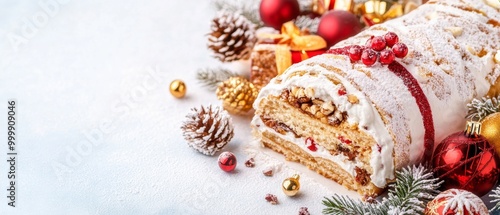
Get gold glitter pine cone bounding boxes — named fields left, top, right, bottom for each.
left=216, top=77, right=258, bottom=115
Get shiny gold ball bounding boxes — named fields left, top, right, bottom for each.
left=170, top=79, right=186, bottom=98
left=216, top=77, right=258, bottom=115
left=282, top=174, right=301, bottom=196
left=481, top=112, right=500, bottom=157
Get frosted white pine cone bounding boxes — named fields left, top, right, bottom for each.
left=181, top=105, right=234, bottom=156
left=208, top=10, right=256, bottom=62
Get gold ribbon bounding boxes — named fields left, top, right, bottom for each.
left=259, top=22, right=327, bottom=75
left=313, top=0, right=335, bottom=15
left=259, top=21, right=327, bottom=51
left=355, top=0, right=420, bottom=26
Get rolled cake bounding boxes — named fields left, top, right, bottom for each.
left=251, top=0, right=500, bottom=197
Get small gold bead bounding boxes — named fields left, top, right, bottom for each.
left=282, top=174, right=301, bottom=196
left=170, top=79, right=186, bottom=98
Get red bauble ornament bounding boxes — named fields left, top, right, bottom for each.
left=259, top=0, right=300, bottom=30
left=425, top=189, right=488, bottom=215
left=218, top=151, right=237, bottom=172
left=317, top=11, right=362, bottom=47
left=432, top=122, right=500, bottom=197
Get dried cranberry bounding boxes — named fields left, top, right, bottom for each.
left=348, top=45, right=363, bottom=62
left=305, top=137, right=317, bottom=152
left=338, top=136, right=352, bottom=144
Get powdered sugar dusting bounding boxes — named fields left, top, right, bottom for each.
left=252, top=0, right=500, bottom=189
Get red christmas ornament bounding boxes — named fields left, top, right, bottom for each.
left=259, top=0, right=300, bottom=30
left=425, top=189, right=488, bottom=215
left=218, top=151, right=237, bottom=172
left=432, top=121, right=500, bottom=197
left=317, top=11, right=362, bottom=47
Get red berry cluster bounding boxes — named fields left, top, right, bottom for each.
left=348, top=32, right=408, bottom=66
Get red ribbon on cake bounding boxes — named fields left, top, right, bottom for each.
left=327, top=46, right=435, bottom=163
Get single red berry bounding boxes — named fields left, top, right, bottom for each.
left=384, top=32, right=399, bottom=47
left=361, top=49, right=378, bottom=66
left=379, top=49, right=395, bottom=65
left=348, top=45, right=363, bottom=62
left=365, top=35, right=374, bottom=47
left=370, top=36, right=386, bottom=51
left=305, top=137, right=317, bottom=151
left=392, top=43, right=408, bottom=58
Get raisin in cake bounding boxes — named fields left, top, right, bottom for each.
left=251, top=0, right=500, bottom=197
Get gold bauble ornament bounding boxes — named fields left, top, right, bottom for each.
left=170, top=79, right=186, bottom=98
left=216, top=77, right=258, bottom=115
left=282, top=174, right=301, bottom=196
left=481, top=112, right=500, bottom=157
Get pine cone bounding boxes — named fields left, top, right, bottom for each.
left=181, top=105, right=234, bottom=156
left=208, top=10, right=256, bottom=62
left=216, top=77, right=258, bottom=115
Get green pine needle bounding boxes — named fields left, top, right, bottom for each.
left=466, top=96, right=500, bottom=121
left=196, top=67, right=239, bottom=91
left=322, top=194, right=380, bottom=215
left=322, top=165, right=442, bottom=215
left=489, top=186, right=500, bottom=213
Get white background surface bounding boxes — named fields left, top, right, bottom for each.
left=0, top=0, right=359, bottom=214
left=0, top=0, right=497, bottom=214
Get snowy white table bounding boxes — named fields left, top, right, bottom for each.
left=0, top=0, right=495, bottom=214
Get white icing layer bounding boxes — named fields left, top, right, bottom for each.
left=252, top=117, right=364, bottom=180
left=252, top=0, right=500, bottom=189
left=254, top=65, right=395, bottom=187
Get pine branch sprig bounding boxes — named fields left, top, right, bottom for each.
left=466, top=96, right=500, bottom=121
left=322, top=194, right=380, bottom=215
left=489, top=186, right=500, bottom=213
left=381, top=165, right=443, bottom=215
left=322, top=165, right=442, bottom=215
left=196, top=67, right=239, bottom=91
left=212, top=0, right=263, bottom=28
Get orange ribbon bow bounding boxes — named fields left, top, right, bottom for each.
left=259, top=22, right=327, bottom=74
